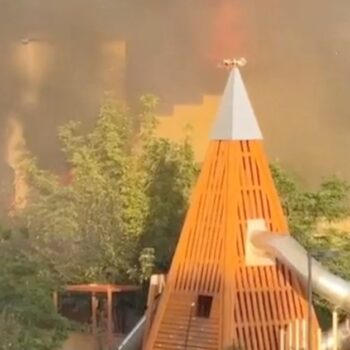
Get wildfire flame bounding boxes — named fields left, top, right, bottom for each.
left=6, top=116, right=28, bottom=210
left=12, top=38, right=54, bottom=107
left=208, top=0, right=246, bottom=62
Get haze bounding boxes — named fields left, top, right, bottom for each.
left=0, top=0, right=349, bottom=192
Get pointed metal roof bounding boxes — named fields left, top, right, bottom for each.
left=210, top=66, right=263, bottom=140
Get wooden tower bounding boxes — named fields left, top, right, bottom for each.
left=143, top=64, right=319, bottom=350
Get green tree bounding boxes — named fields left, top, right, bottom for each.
left=140, top=134, right=198, bottom=270
left=16, top=95, right=198, bottom=284
left=271, top=163, right=349, bottom=245
left=0, top=311, right=23, bottom=350
left=0, top=231, right=69, bottom=350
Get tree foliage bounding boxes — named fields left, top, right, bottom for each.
left=271, top=163, right=349, bottom=244
left=16, top=95, right=198, bottom=284
left=271, top=162, right=350, bottom=326
left=0, top=229, right=69, bottom=350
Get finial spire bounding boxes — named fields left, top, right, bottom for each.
left=211, top=58, right=263, bottom=141
left=217, top=57, right=247, bottom=69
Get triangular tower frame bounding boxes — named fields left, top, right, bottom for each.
left=144, top=63, right=318, bottom=350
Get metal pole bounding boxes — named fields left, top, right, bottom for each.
left=288, top=321, right=292, bottom=350
left=295, top=319, right=300, bottom=350
left=317, top=328, right=322, bottom=350
left=184, top=302, right=195, bottom=349
left=308, top=251, right=313, bottom=350
left=302, top=319, right=307, bottom=350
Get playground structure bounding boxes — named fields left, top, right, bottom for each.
left=54, top=283, right=141, bottom=350
left=118, top=62, right=350, bottom=350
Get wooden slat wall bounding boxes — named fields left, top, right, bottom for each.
left=144, top=140, right=319, bottom=350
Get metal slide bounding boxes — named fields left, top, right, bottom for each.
left=117, top=315, right=146, bottom=350
left=251, top=231, right=350, bottom=350
left=117, top=275, right=164, bottom=350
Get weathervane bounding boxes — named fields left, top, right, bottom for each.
left=218, top=57, right=247, bottom=69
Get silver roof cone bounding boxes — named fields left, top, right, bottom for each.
left=210, top=65, right=263, bottom=141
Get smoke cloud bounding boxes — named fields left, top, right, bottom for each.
left=0, top=0, right=349, bottom=192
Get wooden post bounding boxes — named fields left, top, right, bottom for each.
left=107, top=288, right=113, bottom=350
left=143, top=277, right=157, bottom=349
left=91, top=293, right=97, bottom=335
left=332, top=309, right=338, bottom=350
left=142, top=274, right=166, bottom=349
left=52, top=291, right=58, bottom=311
